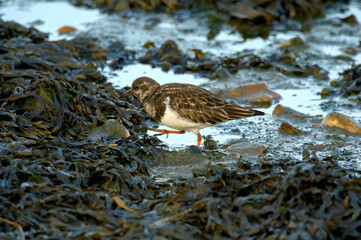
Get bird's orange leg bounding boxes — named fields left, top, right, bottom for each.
left=148, top=128, right=185, bottom=138
left=196, top=133, right=202, bottom=147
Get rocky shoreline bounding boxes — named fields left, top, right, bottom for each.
left=1, top=1, right=361, bottom=238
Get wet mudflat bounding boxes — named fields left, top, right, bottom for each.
left=1, top=0, right=361, bottom=239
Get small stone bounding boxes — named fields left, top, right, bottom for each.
left=87, top=119, right=130, bottom=140
left=57, top=26, right=77, bottom=34
left=322, top=112, right=361, bottom=134
left=32, top=149, right=42, bottom=157
left=143, top=41, right=155, bottom=48
left=320, top=88, right=337, bottom=99
left=309, top=151, right=319, bottom=161
left=341, top=14, right=358, bottom=25
left=18, top=148, right=33, bottom=157
left=280, top=122, right=303, bottom=135
left=224, top=83, right=281, bottom=102
left=153, top=150, right=210, bottom=178
left=286, top=221, right=298, bottom=230
left=186, top=145, right=203, bottom=154
left=276, top=37, right=309, bottom=50
left=226, top=141, right=266, bottom=159
left=22, top=86, right=53, bottom=111
left=302, top=149, right=310, bottom=160
left=273, top=104, right=307, bottom=118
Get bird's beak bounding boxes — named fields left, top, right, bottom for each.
left=120, top=89, right=133, bottom=97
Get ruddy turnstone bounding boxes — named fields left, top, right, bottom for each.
left=123, top=76, right=264, bottom=147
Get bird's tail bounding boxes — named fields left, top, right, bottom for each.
left=253, top=110, right=265, bottom=116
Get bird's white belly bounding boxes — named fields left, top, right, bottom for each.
left=160, top=104, right=211, bottom=132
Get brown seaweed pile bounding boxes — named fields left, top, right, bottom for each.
left=134, top=39, right=329, bottom=80
left=69, top=0, right=348, bottom=39
left=338, top=63, right=361, bottom=98
left=119, top=161, right=361, bottom=239
left=0, top=19, right=159, bottom=238
left=1, top=15, right=361, bottom=240
left=321, top=63, right=361, bottom=101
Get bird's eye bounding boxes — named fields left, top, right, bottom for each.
left=134, top=86, right=140, bottom=90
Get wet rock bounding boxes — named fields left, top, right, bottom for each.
left=57, top=25, right=78, bottom=34
left=186, top=145, right=203, bottom=153
left=341, top=14, right=358, bottom=25
left=21, top=86, right=53, bottom=111
left=273, top=104, right=308, bottom=118
left=276, top=36, right=309, bottom=50
left=87, top=119, right=130, bottom=140
left=226, top=141, right=266, bottom=159
left=142, top=41, right=155, bottom=48
left=224, top=83, right=281, bottom=102
left=320, top=87, right=338, bottom=98
left=153, top=149, right=210, bottom=178
left=322, top=112, right=361, bottom=134
left=280, top=122, right=304, bottom=135
left=158, top=150, right=209, bottom=166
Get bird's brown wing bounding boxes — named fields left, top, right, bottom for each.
left=160, top=83, right=257, bottom=124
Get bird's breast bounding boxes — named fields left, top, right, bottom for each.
left=143, top=95, right=166, bottom=122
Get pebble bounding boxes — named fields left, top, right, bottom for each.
left=226, top=141, right=267, bottom=159
left=322, top=112, right=361, bottom=134
left=225, top=83, right=281, bottom=102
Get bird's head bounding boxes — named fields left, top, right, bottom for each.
left=122, top=76, right=160, bottom=102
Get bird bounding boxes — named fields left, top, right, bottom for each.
left=122, top=76, right=264, bottom=147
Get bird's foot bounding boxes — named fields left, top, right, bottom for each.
left=196, top=133, right=202, bottom=147
left=148, top=128, right=185, bottom=138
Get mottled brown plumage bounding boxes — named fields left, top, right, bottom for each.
left=125, top=76, right=264, bottom=147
